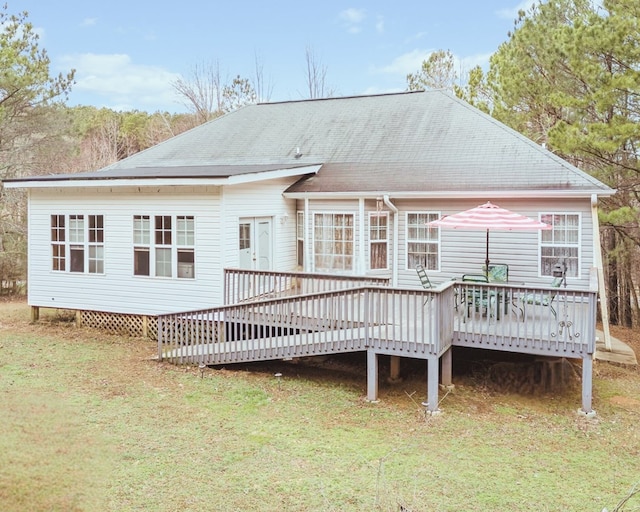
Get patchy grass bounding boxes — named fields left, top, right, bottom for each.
left=1, top=299, right=639, bottom=511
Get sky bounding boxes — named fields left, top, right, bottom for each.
left=15, top=0, right=538, bottom=114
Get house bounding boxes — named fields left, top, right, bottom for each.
left=3, top=90, right=615, bottom=413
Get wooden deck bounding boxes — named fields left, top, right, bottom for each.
left=158, top=269, right=602, bottom=413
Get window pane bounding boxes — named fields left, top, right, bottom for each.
left=51, top=215, right=65, bottom=242
left=370, top=242, right=387, bottom=269
left=52, top=244, right=65, bottom=271
left=70, top=245, right=84, bottom=272
left=177, top=249, right=195, bottom=278
left=313, top=213, right=354, bottom=271
left=540, top=213, right=579, bottom=277
left=406, top=212, right=439, bottom=271
left=134, top=215, right=150, bottom=244
left=177, top=216, right=194, bottom=245
left=88, top=246, right=104, bottom=274
left=69, top=215, right=84, bottom=243
left=134, top=248, right=150, bottom=276
left=239, top=223, right=251, bottom=250
left=89, top=215, right=104, bottom=243
left=155, top=216, right=172, bottom=245
left=155, top=248, right=171, bottom=277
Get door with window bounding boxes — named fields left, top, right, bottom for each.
left=238, top=217, right=272, bottom=270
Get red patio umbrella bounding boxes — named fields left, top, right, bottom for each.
left=427, top=201, right=551, bottom=273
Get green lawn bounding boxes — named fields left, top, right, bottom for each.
left=1, top=300, right=639, bottom=511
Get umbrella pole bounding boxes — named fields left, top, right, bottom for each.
left=485, top=229, right=490, bottom=278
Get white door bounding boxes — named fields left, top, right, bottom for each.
left=238, top=217, right=272, bottom=270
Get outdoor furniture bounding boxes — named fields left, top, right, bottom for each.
left=461, top=273, right=499, bottom=319
left=483, top=263, right=510, bottom=315
left=520, top=277, right=563, bottom=319
left=483, top=263, right=509, bottom=283
left=415, top=264, right=434, bottom=304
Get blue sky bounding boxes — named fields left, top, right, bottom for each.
left=17, top=0, right=537, bottom=113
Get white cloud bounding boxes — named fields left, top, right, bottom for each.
left=58, top=53, right=182, bottom=112
left=375, top=15, right=384, bottom=34
left=373, top=49, right=433, bottom=75
left=339, top=8, right=366, bottom=34
left=81, top=18, right=97, bottom=27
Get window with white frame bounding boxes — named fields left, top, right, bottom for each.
left=313, top=213, right=354, bottom=272
left=540, top=213, right=580, bottom=277
left=369, top=212, right=388, bottom=270
left=133, top=214, right=195, bottom=278
left=296, top=211, right=304, bottom=267
left=406, top=212, right=440, bottom=270
left=51, top=215, right=66, bottom=271
left=51, top=214, right=104, bottom=274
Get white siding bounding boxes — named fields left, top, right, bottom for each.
left=221, top=178, right=298, bottom=271
left=29, top=186, right=222, bottom=315
left=394, top=198, right=594, bottom=289
left=302, top=197, right=595, bottom=290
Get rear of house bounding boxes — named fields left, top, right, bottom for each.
left=4, top=90, right=613, bottom=325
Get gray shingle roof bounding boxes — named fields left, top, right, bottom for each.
left=6, top=90, right=613, bottom=196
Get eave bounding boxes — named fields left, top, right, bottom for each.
left=2, top=164, right=322, bottom=190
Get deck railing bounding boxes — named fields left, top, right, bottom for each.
left=452, top=280, right=597, bottom=356
left=159, top=272, right=598, bottom=366
left=224, top=268, right=391, bottom=305
left=158, top=285, right=453, bottom=365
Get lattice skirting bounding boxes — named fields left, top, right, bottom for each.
left=78, top=310, right=157, bottom=339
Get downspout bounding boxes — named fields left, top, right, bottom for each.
left=383, top=195, right=399, bottom=287
left=304, top=198, right=310, bottom=272
left=359, top=198, right=365, bottom=275
left=591, top=194, right=612, bottom=351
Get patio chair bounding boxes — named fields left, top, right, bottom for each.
left=520, top=277, right=563, bottom=319
left=483, top=263, right=510, bottom=315
left=461, top=273, right=497, bottom=319
left=415, top=264, right=434, bottom=304
left=483, top=263, right=509, bottom=283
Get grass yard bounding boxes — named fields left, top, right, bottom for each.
left=1, top=298, right=639, bottom=511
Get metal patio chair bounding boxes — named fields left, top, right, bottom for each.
left=520, top=276, right=563, bottom=319
left=415, top=264, right=434, bottom=304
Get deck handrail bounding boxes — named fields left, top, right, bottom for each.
left=452, top=280, right=597, bottom=356
left=159, top=277, right=598, bottom=366
left=224, top=268, right=391, bottom=305
left=158, top=285, right=451, bottom=365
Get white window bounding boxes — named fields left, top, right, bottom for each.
left=313, top=213, right=354, bottom=272
left=51, top=215, right=66, bottom=271
left=296, top=211, right=304, bottom=267
left=540, top=213, right=580, bottom=277
left=133, top=215, right=195, bottom=278
left=369, top=212, right=388, bottom=270
left=406, top=212, right=440, bottom=270
left=133, top=215, right=151, bottom=276
left=51, top=214, right=104, bottom=274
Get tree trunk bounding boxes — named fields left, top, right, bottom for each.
left=603, top=228, right=619, bottom=325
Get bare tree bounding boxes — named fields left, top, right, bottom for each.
left=304, top=46, right=333, bottom=99
left=253, top=51, right=273, bottom=103
left=172, top=60, right=225, bottom=124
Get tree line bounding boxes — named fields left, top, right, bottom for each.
left=0, top=1, right=638, bottom=327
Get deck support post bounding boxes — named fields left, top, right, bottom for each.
left=388, top=355, right=401, bottom=383
left=30, top=306, right=40, bottom=323
left=440, top=348, right=452, bottom=387
left=580, top=354, right=595, bottom=416
left=424, top=357, right=440, bottom=413
left=366, top=349, right=379, bottom=402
